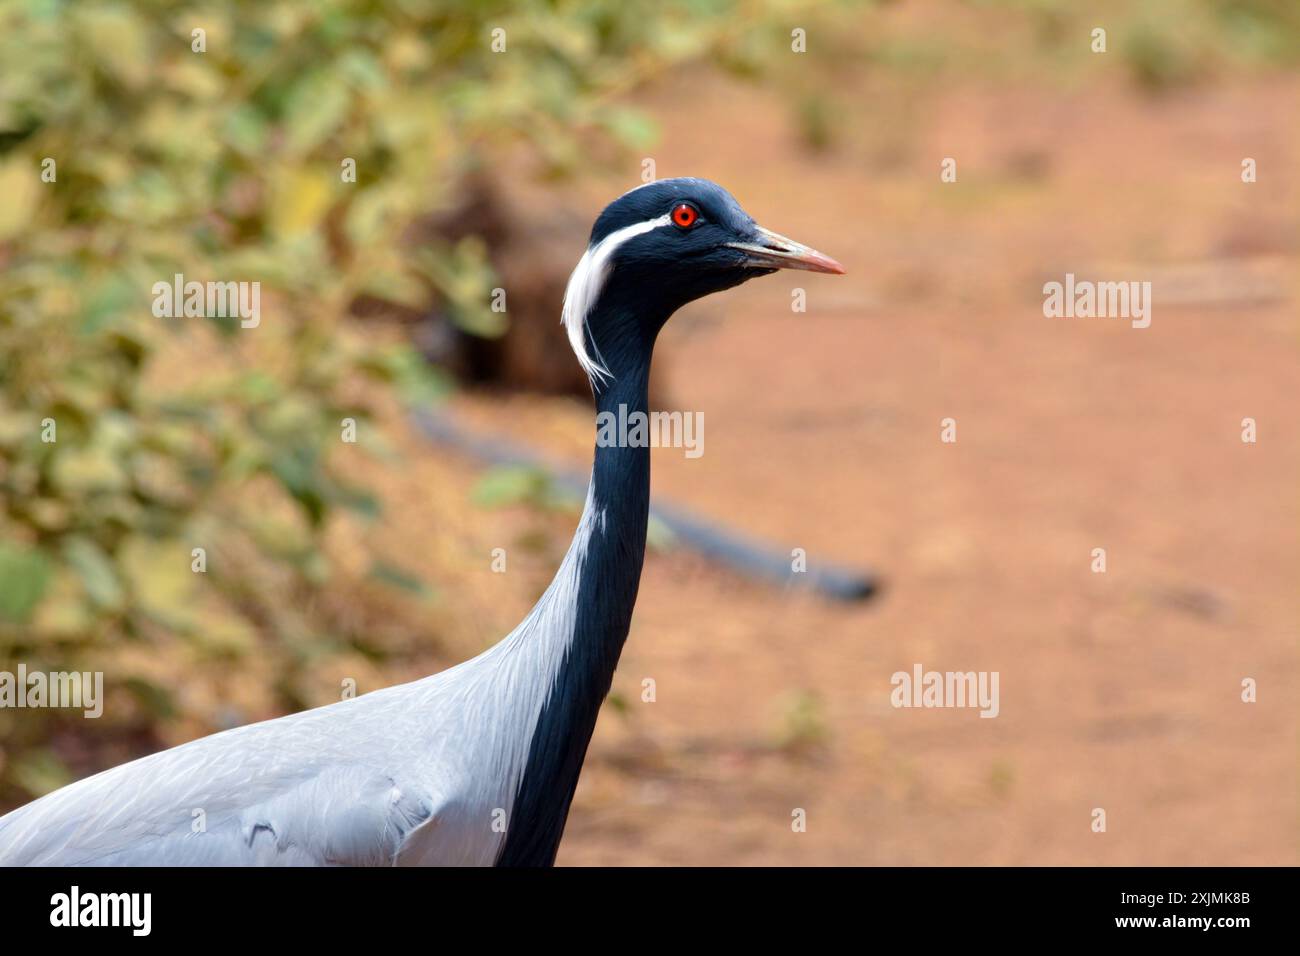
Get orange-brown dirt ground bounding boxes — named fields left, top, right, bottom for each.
left=368, top=63, right=1297, bottom=865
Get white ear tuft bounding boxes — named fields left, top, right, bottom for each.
left=561, top=214, right=671, bottom=390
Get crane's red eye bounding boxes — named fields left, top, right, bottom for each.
left=671, top=203, right=699, bottom=228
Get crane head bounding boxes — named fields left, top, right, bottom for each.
left=562, top=177, right=844, bottom=388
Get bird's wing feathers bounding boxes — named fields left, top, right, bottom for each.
left=0, top=689, right=445, bottom=866
left=0, top=573, right=567, bottom=867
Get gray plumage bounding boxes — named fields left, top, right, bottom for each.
left=0, top=489, right=602, bottom=866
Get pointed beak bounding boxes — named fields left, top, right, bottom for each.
left=726, top=225, right=845, bottom=275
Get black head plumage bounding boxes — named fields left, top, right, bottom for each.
left=563, top=177, right=844, bottom=388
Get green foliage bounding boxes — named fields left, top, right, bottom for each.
left=471, top=465, right=559, bottom=510
left=774, top=689, right=829, bottom=755
left=0, top=0, right=794, bottom=802
left=1118, top=0, right=1300, bottom=91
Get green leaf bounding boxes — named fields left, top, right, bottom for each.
left=51, top=445, right=129, bottom=494
left=600, top=108, right=659, bottom=150
left=0, top=157, right=40, bottom=240
left=124, top=676, right=177, bottom=719
left=11, top=749, right=72, bottom=798
left=118, top=537, right=200, bottom=626
left=284, top=71, right=351, bottom=155
left=62, top=536, right=125, bottom=611
left=367, top=560, right=430, bottom=597
left=0, top=543, right=52, bottom=623
left=359, top=346, right=450, bottom=406
left=471, top=466, right=552, bottom=509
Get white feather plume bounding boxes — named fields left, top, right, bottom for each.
left=561, top=214, right=671, bottom=389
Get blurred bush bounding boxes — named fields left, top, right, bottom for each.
left=0, top=0, right=828, bottom=803
left=1115, top=0, right=1300, bottom=90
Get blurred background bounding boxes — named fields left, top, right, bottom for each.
left=0, top=0, right=1296, bottom=864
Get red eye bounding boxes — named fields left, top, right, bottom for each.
left=671, top=203, right=698, bottom=228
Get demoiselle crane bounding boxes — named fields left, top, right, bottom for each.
left=0, top=178, right=844, bottom=866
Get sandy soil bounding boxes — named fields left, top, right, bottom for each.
left=413, top=66, right=1298, bottom=865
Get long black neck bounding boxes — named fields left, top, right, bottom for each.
left=496, top=307, right=657, bottom=866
